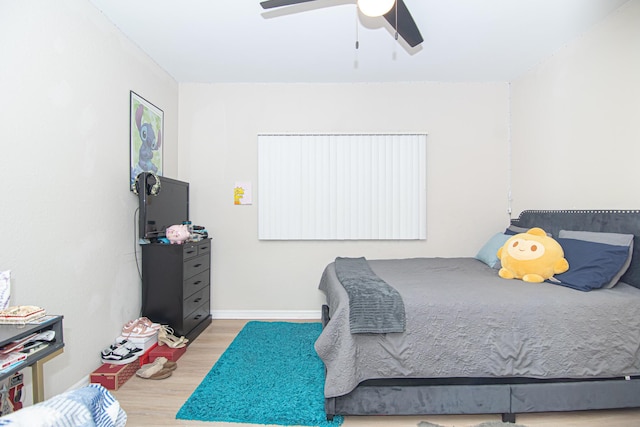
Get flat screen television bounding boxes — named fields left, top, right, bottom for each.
left=137, top=173, right=189, bottom=240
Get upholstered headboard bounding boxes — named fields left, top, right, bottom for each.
left=511, top=210, right=640, bottom=289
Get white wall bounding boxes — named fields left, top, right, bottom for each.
left=0, top=0, right=178, bottom=398
left=510, top=0, right=640, bottom=213
left=178, top=82, right=510, bottom=315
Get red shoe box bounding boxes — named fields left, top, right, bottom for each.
left=148, top=344, right=186, bottom=362
left=90, top=361, right=138, bottom=390
left=138, top=343, right=158, bottom=366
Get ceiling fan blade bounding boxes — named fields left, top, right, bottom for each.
left=260, top=0, right=319, bottom=9
left=383, top=0, right=423, bottom=48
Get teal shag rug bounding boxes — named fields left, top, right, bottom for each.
left=176, top=321, right=343, bottom=426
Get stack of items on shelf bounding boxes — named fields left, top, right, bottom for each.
left=0, top=330, right=56, bottom=374
left=91, top=317, right=189, bottom=389
left=0, top=305, right=46, bottom=326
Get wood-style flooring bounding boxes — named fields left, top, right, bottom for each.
left=112, top=319, right=640, bottom=426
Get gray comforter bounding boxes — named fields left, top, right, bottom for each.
left=315, top=257, right=640, bottom=398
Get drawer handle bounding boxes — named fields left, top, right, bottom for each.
left=193, top=280, right=202, bottom=285
left=193, top=297, right=202, bottom=303
left=186, top=250, right=196, bottom=255
left=194, top=314, right=202, bottom=320
left=193, top=263, right=202, bottom=268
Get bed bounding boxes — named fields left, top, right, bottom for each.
left=315, top=210, right=640, bottom=423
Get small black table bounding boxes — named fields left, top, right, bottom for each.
left=0, top=315, right=64, bottom=403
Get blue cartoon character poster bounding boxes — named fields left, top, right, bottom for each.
left=130, top=91, right=163, bottom=187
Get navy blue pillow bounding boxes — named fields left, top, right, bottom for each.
left=504, top=225, right=527, bottom=235
left=548, top=238, right=631, bottom=291
left=504, top=225, right=552, bottom=236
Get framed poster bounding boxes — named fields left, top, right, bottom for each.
left=130, top=91, right=163, bottom=188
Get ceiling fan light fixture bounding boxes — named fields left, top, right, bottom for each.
left=357, top=0, right=395, bottom=17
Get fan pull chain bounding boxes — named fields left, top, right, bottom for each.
left=355, top=5, right=360, bottom=49
left=394, top=0, right=398, bottom=40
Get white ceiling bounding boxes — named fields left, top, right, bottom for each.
left=87, top=0, right=630, bottom=83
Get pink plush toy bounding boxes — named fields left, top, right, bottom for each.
left=165, top=224, right=190, bottom=244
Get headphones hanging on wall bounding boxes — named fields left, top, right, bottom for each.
left=132, top=171, right=161, bottom=196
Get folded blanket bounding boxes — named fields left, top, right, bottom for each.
left=334, top=257, right=405, bottom=333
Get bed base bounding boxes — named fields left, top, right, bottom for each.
left=324, top=374, right=640, bottom=422
left=322, top=304, right=640, bottom=422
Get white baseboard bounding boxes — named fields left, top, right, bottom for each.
left=68, top=375, right=90, bottom=391
left=211, top=310, right=321, bottom=320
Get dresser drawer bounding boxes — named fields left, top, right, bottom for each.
left=183, top=287, right=209, bottom=318
left=197, top=240, right=211, bottom=257
left=183, top=254, right=210, bottom=280
left=183, top=270, right=209, bottom=296
left=182, top=242, right=199, bottom=260
left=182, top=301, right=210, bottom=336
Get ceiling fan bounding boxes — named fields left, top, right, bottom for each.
left=259, top=0, right=424, bottom=48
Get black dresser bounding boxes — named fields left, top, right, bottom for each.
left=141, top=238, right=212, bottom=342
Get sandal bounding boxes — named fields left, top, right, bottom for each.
left=145, top=367, right=172, bottom=380
left=155, top=356, right=178, bottom=371
left=137, top=357, right=175, bottom=379
left=158, top=325, right=188, bottom=348
left=167, top=325, right=188, bottom=343
left=136, top=357, right=165, bottom=378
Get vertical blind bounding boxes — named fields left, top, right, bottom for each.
left=258, top=133, right=427, bottom=240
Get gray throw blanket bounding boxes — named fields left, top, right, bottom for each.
left=334, top=257, right=406, bottom=333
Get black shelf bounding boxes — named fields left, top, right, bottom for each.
left=0, top=315, right=64, bottom=400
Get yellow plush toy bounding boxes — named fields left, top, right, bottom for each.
left=497, top=227, right=569, bottom=283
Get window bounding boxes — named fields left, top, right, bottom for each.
left=258, top=133, right=427, bottom=240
